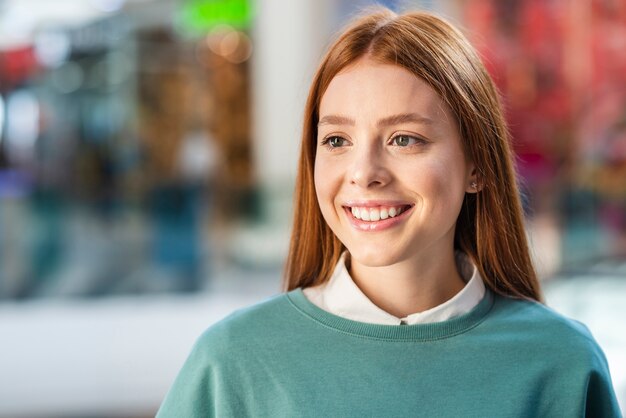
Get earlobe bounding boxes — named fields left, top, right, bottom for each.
left=466, top=167, right=481, bottom=193
left=466, top=181, right=479, bottom=194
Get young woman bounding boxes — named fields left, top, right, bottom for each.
left=157, top=8, right=622, bottom=417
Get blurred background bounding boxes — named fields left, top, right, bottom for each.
left=0, top=0, right=624, bottom=416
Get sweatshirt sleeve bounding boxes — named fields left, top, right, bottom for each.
left=583, top=337, right=623, bottom=418
left=156, top=336, right=214, bottom=418
left=584, top=365, right=623, bottom=418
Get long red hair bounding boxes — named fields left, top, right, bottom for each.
left=284, top=8, right=543, bottom=302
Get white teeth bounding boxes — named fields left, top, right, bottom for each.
left=349, top=206, right=407, bottom=222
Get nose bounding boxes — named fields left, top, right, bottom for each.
left=349, top=146, right=391, bottom=189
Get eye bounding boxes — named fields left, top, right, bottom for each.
left=322, top=136, right=348, bottom=148
left=391, top=134, right=423, bottom=147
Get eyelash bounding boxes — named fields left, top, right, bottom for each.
left=390, top=134, right=427, bottom=147
left=319, top=134, right=427, bottom=150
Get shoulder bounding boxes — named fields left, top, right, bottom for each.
left=488, top=294, right=622, bottom=416
left=491, top=293, right=591, bottom=336
left=191, top=292, right=295, bottom=359
left=155, top=293, right=299, bottom=417
left=487, top=293, right=608, bottom=366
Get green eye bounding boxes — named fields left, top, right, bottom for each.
left=327, top=136, right=346, bottom=147
left=392, top=135, right=425, bottom=147
left=393, top=135, right=414, bottom=146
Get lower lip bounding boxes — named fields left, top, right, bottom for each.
left=343, top=206, right=413, bottom=232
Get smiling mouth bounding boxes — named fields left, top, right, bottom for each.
left=346, top=205, right=412, bottom=222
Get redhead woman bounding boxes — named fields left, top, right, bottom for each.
left=157, top=8, right=621, bottom=417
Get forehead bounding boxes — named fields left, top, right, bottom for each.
left=319, top=58, right=453, bottom=122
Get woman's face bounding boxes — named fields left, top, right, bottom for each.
left=314, top=58, right=476, bottom=268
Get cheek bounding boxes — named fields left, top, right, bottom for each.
left=414, top=158, right=467, bottom=213
left=314, top=152, right=343, bottom=184
left=313, top=159, right=325, bottom=202
left=314, top=157, right=337, bottom=213
left=415, top=165, right=448, bottom=203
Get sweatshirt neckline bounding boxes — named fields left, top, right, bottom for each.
left=286, top=287, right=495, bottom=341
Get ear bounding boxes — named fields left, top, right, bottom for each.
left=465, top=165, right=481, bottom=193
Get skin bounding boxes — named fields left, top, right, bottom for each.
left=314, top=57, right=478, bottom=318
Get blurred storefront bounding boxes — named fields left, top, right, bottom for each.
left=0, top=0, right=261, bottom=299
left=459, top=0, right=626, bottom=271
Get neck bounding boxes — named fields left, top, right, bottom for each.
left=348, top=249, right=465, bottom=318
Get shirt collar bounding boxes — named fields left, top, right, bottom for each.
left=303, top=252, right=486, bottom=326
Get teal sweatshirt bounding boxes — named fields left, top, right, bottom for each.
left=157, top=288, right=622, bottom=417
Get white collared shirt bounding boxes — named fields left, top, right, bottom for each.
left=302, top=252, right=486, bottom=325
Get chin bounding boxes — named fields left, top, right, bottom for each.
left=347, top=245, right=405, bottom=268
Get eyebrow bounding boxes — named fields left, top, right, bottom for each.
left=378, top=113, right=434, bottom=127
left=317, top=113, right=433, bottom=127
left=318, top=114, right=355, bottom=126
